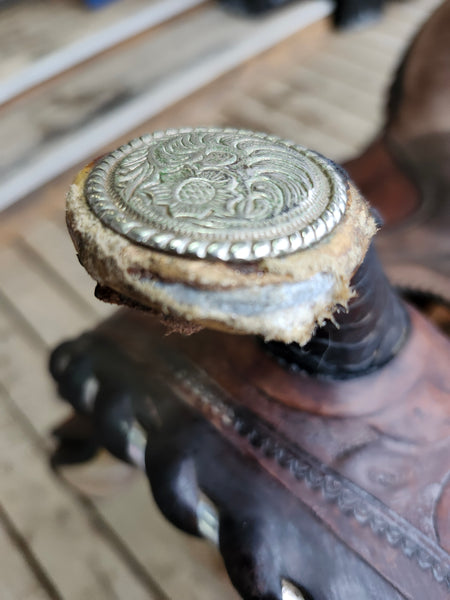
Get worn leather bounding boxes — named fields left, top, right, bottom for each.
left=50, top=305, right=450, bottom=599
left=345, top=0, right=450, bottom=306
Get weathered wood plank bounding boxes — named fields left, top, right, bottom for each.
left=0, top=516, right=51, bottom=600
left=309, top=50, right=390, bottom=97
left=222, top=93, right=356, bottom=160
left=0, top=309, right=71, bottom=435
left=283, top=91, right=374, bottom=151
left=0, top=0, right=146, bottom=81
left=287, top=64, right=382, bottom=122
left=0, top=245, right=98, bottom=347
left=0, top=386, right=161, bottom=600
left=0, top=0, right=206, bottom=104
left=330, top=35, right=402, bottom=72
left=23, top=217, right=113, bottom=318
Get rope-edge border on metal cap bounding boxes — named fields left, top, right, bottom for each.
left=84, top=127, right=349, bottom=262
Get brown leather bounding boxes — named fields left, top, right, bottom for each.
left=50, top=306, right=450, bottom=599
left=344, top=0, right=450, bottom=306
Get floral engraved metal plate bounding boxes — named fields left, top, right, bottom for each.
left=85, top=128, right=348, bottom=262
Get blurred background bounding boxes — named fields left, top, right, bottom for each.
left=0, top=0, right=443, bottom=598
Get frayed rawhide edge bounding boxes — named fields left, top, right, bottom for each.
left=66, top=128, right=376, bottom=346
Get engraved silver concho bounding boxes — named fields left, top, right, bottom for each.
left=85, top=128, right=348, bottom=262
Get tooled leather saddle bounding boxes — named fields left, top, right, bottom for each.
left=49, top=4, right=450, bottom=599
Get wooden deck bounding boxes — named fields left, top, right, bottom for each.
left=0, top=0, right=332, bottom=209
left=0, top=1, right=443, bottom=598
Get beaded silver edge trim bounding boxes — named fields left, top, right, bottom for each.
left=85, top=128, right=348, bottom=262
